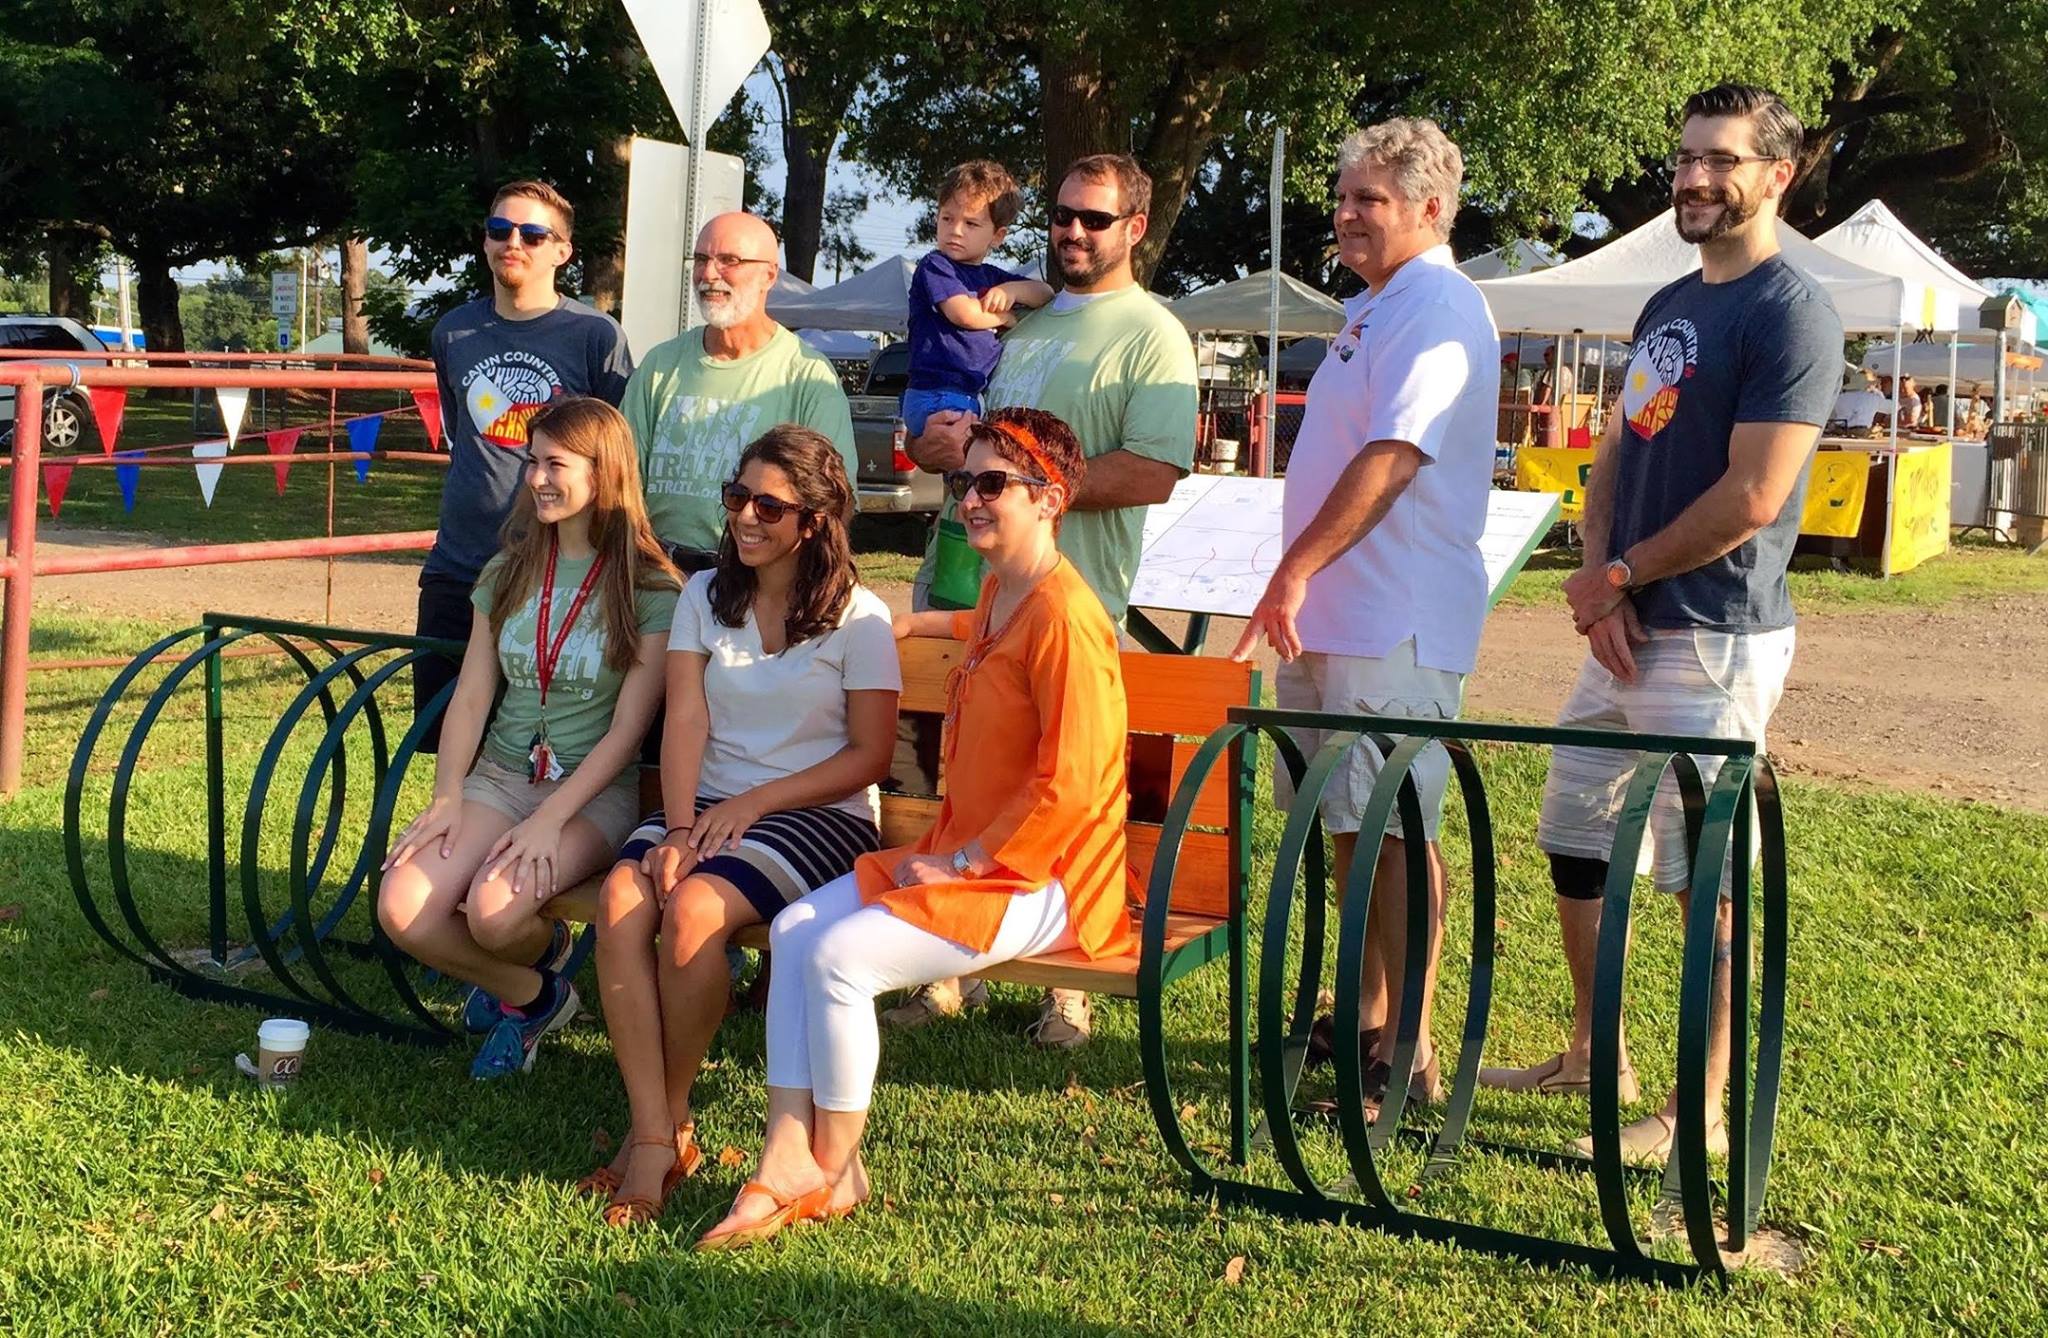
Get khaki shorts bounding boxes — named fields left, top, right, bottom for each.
left=461, top=755, right=642, bottom=848
left=1273, top=640, right=1467, bottom=843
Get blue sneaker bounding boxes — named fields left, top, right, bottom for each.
left=462, top=921, right=574, bottom=1033
left=470, top=978, right=580, bottom=1080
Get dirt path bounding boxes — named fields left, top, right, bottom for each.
left=19, top=525, right=2048, bottom=813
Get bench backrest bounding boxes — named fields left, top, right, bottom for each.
left=886, top=636, right=1256, bottom=919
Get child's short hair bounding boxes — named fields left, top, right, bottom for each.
left=939, top=160, right=1021, bottom=230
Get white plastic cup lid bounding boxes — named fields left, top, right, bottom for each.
left=258, top=1018, right=310, bottom=1049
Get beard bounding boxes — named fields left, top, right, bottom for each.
left=1056, top=232, right=1126, bottom=287
left=1673, top=185, right=1762, bottom=243
left=698, top=281, right=760, bottom=329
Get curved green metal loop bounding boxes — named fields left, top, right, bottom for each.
left=1738, top=757, right=1789, bottom=1240
left=285, top=648, right=440, bottom=1022
left=1257, top=728, right=1364, bottom=1202
left=65, top=626, right=212, bottom=971
left=1138, top=721, right=1251, bottom=1188
left=359, top=676, right=462, bottom=1038
left=235, top=642, right=388, bottom=1005
left=1423, top=739, right=1498, bottom=1176
left=1587, top=750, right=1704, bottom=1268
left=1330, top=733, right=1432, bottom=1206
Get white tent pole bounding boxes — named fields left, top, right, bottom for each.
left=1263, top=127, right=1286, bottom=478
left=1884, top=323, right=1902, bottom=577
left=1595, top=335, right=1608, bottom=434
left=1946, top=335, right=1959, bottom=436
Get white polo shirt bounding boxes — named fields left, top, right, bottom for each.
left=1284, top=244, right=1500, bottom=673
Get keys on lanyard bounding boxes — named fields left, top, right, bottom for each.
left=528, top=537, right=606, bottom=784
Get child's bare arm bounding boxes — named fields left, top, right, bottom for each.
left=937, top=293, right=1010, bottom=331
left=893, top=610, right=961, bottom=639
left=984, top=279, right=1054, bottom=313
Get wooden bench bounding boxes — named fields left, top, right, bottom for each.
left=540, top=636, right=1257, bottom=998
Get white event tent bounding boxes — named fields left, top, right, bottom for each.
left=1812, top=200, right=1990, bottom=330
left=1167, top=269, right=1347, bottom=337
left=766, top=254, right=918, bottom=332
left=1457, top=240, right=1562, bottom=280
left=1474, top=209, right=1959, bottom=337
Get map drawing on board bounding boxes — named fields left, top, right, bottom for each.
left=1128, top=475, right=1562, bottom=619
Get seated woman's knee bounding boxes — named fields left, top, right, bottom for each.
left=598, top=861, right=656, bottom=937
left=663, top=875, right=740, bottom=958
left=466, top=884, right=534, bottom=956
left=809, top=917, right=886, bottom=1006
left=376, top=869, right=435, bottom=949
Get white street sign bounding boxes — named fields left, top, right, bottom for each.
left=623, top=0, right=769, bottom=139
left=270, top=271, right=298, bottom=318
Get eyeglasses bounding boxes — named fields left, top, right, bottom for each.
left=692, top=252, right=774, bottom=272
left=485, top=217, right=559, bottom=246
left=945, top=468, right=1048, bottom=502
left=1665, top=151, right=1780, bottom=174
left=720, top=481, right=808, bottom=525
left=1050, top=205, right=1134, bottom=232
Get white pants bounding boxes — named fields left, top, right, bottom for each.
left=765, top=872, right=1076, bottom=1111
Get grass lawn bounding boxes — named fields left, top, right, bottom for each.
left=2, top=609, right=2044, bottom=1334
left=1502, top=535, right=2048, bottom=611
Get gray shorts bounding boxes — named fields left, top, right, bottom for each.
left=461, top=755, right=642, bottom=848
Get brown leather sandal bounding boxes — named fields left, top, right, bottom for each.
left=693, top=1179, right=833, bottom=1251
left=580, top=1121, right=701, bottom=1201
left=599, top=1125, right=704, bottom=1228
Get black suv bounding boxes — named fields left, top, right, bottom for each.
left=0, top=315, right=108, bottom=452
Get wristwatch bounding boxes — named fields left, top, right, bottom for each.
left=950, top=848, right=976, bottom=877
left=1604, top=556, right=1635, bottom=591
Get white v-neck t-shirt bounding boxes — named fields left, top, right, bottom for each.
left=667, top=572, right=902, bottom=822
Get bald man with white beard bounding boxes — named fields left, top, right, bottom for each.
left=621, top=212, right=857, bottom=558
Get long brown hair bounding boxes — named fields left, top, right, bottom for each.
left=486, top=397, right=680, bottom=672
left=708, top=425, right=856, bottom=646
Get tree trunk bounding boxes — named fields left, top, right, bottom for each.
left=46, top=230, right=89, bottom=320
left=1039, top=38, right=1121, bottom=202
left=585, top=134, right=632, bottom=316
left=777, top=60, right=844, bottom=285
left=340, top=236, right=371, bottom=355
left=135, top=253, right=186, bottom=364
left=1133, top=57, right=1237, bottom=288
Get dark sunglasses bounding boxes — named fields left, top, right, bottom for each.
left=1050, top=205, right=1133, bottom=232
left=720, top=481, right=808, bottom=525
left=945, top=468, right=1049, bottom=502
left=485, top=217, right=559, bottom=246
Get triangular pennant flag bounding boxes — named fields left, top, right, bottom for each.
left=264, top=428, right=302, bottom=495
left=88, top=387, right=128, bottom=455
left=42, top=462, right=73, bottom=518
left=412, top=389, right=443, bottom=449
left=215, top=387, right=251, bottom=447
left=114, top=450, right=143, bottom=512
left=346, top=414, right=383, bottom=483
left=192, top=440, right=228, bottom=507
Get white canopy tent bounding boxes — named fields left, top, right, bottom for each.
left=766, top=254, right=918, bottom=333
left=1813, top=201, right=1990, bottom=329
left=1474, top=209, right=1959, bottom=337
left=795, top=328, right=877, bottom=359
left=771, top=270, right=817, bottom=298
left=1167, top=269, right=1347, bottom=337
left=1457, top=239, right=1563, bottom=280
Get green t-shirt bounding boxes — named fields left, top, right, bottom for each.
left=470, top=553, right=679, bottom=779
left=917, top=285, right=1198, bottom=622
left=621, top=325, right=857, bottom=551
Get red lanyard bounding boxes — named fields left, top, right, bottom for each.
left=535, top=538, right=606, bottom=709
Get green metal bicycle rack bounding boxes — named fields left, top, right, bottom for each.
left=1137, top=706, right=1787, bottom=1287
left=64, top=612, right=592, bottom=1046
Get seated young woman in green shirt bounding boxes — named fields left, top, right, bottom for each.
left=379, top=396, right=682, bottom=1081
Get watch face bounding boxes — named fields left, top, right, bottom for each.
left=1607, top=561, right=1630, bottom=588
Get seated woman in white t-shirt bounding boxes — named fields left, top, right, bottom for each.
left=584, top=426, right=902, bottom=1227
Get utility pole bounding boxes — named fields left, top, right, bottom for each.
left=297, top=250, right=309, bottom=351
left=115, top=255, right=135, bottom=351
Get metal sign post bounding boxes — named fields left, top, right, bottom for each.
left=1263, top=127, right=1285, bottom=477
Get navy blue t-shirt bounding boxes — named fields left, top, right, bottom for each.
left=907, top=251, right=1024, bottom=394
left=1610, top=255, right=1843, bottom=631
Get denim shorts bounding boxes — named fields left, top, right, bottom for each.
left=901, top=387, right=981, bottom=438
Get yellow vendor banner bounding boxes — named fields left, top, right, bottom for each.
left=1514, top=446, right=1873, bottom=538
left=1886, top=442, right=1951, bottom=574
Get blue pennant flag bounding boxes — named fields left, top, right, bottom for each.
left=346, top=414, right=384, bottom=482
left=114, top=450, right=144, bottom=512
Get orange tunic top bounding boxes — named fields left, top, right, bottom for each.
left=853, top=558, right=1132, bottom=959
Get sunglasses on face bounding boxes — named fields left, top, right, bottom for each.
left=485, top=217, right=559, bottom=246
left=1050, top=205, right=1133, bottom=232
left=945, top=468, right=1049, bottom=502
left=720, top=481, right=808, bottom=525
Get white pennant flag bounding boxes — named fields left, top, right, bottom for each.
left=193, top=440, right=228, bottom=506
left=215, top=387, right=251, bottom=446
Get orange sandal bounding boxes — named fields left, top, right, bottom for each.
left=693, top=1179, right=833, bottom=1251
left=580, top=1121, right=700, bottom=1199
left=599, top=1125, right=704, bottom=1228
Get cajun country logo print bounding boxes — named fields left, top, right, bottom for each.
left=463, top=352, right=565, bottom=449
left=1620, top=317, right=1699, bottom=438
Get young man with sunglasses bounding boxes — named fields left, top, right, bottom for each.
left=897, top=153, right=1198, bottom=1048
left=416, top=180, right=634, bottom=751
left=1481, top=85, right=1844, bottom=1169
left=620, top=211, right=856, bottom=563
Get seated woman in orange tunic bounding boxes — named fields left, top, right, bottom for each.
left=696, top=406, right=1130, bottom=1250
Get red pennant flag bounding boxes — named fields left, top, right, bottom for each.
left=412, top=389, right=444, bottom=449
left=88, top=387, right=128, bottom=455
left=264, top=428, right=302, bottom=495
left=42, top=462, right=73, bottom=518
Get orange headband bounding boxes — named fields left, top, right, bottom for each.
left=983, top=420, right=1069, bottom=507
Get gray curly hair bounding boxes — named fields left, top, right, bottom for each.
left=1336, top=118, right=1464, bottom=240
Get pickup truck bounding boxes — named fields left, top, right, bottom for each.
left=851, top=341, right=944, bottom=514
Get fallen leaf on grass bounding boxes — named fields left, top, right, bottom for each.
left=1222, top=1255, right=1246, bottom=1285
left=1858, top=1238, right=1905, bottom=1259
left=2024, top=908, right=2048, bottom=927
left=367, top=1168, right=386, bottom=1187
left=615, top=1291, right=639, bottom=1310
left=0, top=904, right=23, bottom=921
left=881, top=1195, right=897, bottom=1213
left=89, top=988, right=109, bottom=1001
left=1048, top=1192, right=1065, bottom=1206
left=208, top=1202, right=228, bottom=1222
left=1179, top=1103, right=1198, bottom=1124
left=590, top=1127, right=613, bottom=1153
left=718, top=1145, right=746, bottom=1168
left=284, top=1279, right=302, bottom=1293
left=1080, top=1126, right=1097, bottom=1149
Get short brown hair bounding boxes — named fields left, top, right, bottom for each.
left=940, top=160, right=1022, bottom=229
left=969, top=406, right=1087, bottom=529
left=1061, top=153, right=1152, bottom=218
left=1681, top=84, right=1805, bottom=163
left=490, top=179, right=575, bottom=240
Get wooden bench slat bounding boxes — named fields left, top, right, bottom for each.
left=896, top=638, right=1254, bottom=738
